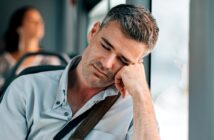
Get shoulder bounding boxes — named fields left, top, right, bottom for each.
left=0, top=52, right=12, bottom=74
left=0, top=52, right=9, bottom=63
left=3, top=69, right=63, bottom=96
left=0, top=52, right=15, bottom=66
left=15, top=69, right=64, bottom=87
left=2, top=69, right=64, bottom=105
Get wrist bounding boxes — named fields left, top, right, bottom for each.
left=132, top=86, right=151, bottom=101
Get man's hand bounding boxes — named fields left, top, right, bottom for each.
left=114, top=62, right=149, bottom=99
left=114, top=63, right=160, bottom=140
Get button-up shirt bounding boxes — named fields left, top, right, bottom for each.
left=0, top=56, right=133, bottom=140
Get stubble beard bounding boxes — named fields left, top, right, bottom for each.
left=82, top=63, right=114, bottom=88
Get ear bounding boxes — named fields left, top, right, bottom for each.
left=87, top=22, right=101, bottom=42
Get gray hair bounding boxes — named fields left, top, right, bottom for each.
left=101, top=4, right=159, bottom=52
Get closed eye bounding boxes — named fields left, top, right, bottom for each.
left=118, top=56, right=129, bottom=65
left=101, top=43, right=128, bottom=65
left=100, top=38, right=131, bottom=65
left=101, top=43, right=111, bottom=51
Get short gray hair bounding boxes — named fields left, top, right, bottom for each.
left=101, top=4, right=159, bottom=52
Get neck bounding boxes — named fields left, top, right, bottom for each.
left=67, top=65, right=104, bottom=114
left=68, top=65, right=103, bottom=101
left=19, top=38, right=40, bottom=54
left=10, top=38, right=40, bottom=62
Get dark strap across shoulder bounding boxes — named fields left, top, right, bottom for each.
left=69, top=94, right=120, bottom=140
left=53, top=108, right=92, bottom=140
left=54, top=94, right=120, bottom=140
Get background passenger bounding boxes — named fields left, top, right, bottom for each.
left=0, top=5, right=61, bottom=88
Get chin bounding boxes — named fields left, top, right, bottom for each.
left=87, top=78, right=113, bottom=88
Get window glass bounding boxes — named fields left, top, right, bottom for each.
left=110, top=0, right=126, bottom=8
left=88, top=0, right=126, bottom=33
left=88, top=0, right=108, bottom=33
left=151, top=0, right=189, bottom=140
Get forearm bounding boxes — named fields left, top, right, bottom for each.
left=114, top=64, right=160, bottom=139
left=132, top=89, right=160, bottom=140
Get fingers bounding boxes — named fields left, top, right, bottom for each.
left=115, top=80, right=127, bottom=98
left=114, top=63, right=145, bottom=98
left=114, top=70, right=127, bottom=98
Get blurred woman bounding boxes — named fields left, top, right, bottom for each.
left=0, top=6, right=60, bottom=88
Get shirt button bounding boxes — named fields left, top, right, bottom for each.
left=56, top=101, right=60, bottom=105
left=64, top=112, right=69, bottom=116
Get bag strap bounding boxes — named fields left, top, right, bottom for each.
left=53, top=107, right=93, bottom=140
left=53, top=94, right=120, bottom=140
left=69, top=94, right=120, bottom=140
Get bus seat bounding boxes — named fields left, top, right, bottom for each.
left=0, top=51, right=70, bottom=102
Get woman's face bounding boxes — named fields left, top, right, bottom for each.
left=20, top=9, right=44, bottom=40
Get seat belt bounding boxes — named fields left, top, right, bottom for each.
left=53, top=94, right=120, bottom=140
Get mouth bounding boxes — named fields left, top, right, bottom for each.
left=92, top=64, right=108, bottom=78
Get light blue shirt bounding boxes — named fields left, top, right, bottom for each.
left=0, top=56, right=133, bottom=140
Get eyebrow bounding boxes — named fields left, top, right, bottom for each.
left=101, top=37, right=132, bottom=63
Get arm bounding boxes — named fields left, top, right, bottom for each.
left=0, top=77, right=28, bottom=139
left=115, top=63, right=160, bottom=140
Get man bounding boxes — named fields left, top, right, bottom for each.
left=0, top=4, right=159, bottom=140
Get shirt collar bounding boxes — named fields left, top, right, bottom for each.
left=53, top=55, right=81, bottom=109
left=73, top=85, right=119, bottom=118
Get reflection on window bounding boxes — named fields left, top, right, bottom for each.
left=88, top=0, right=108, bottom=33
left=110, top=0, right=126, bottom=8
left=151, top=0, right=189, bottom=140
left=88, top=0, right=126, bottom=33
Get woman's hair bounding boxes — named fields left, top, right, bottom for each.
left=3, top=5, right=37, bottom=53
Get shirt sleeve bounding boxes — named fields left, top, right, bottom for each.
left=0, top=77, right=28, bottom=139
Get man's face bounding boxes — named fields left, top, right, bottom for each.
left=79, top=21, right=148, bottom=88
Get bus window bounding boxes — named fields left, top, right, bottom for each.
left=88, top=0, right=108, bottom=34
left=110, top=0, right=126, bottom=8
left=87, top=0, right=126, bottom=33
left=151, top=0, right=190, bottom=140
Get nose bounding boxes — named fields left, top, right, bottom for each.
left=102, top=54, right=116, bottom=69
